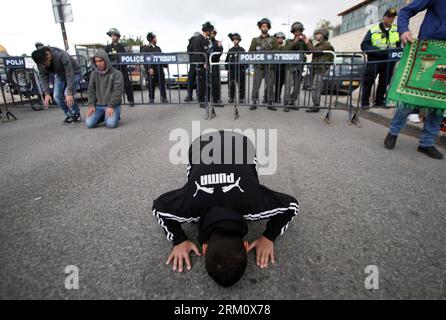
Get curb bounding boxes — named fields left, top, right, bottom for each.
left=360, top=109, right=446, bottom=148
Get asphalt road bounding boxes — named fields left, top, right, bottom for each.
left=0, top=104, right=445, bottom=299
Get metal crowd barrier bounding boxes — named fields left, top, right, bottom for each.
left=109, top=52, right=209, bottom=106
left=1, top=48, right=403, bottom=125
left=209, top=48, right=403, bottom=125
left=0, top=55, right=90, bottom=113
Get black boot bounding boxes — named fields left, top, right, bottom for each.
left=384, top=133, right=398, bottom=150
left=417, top=146, right=444, bottom=159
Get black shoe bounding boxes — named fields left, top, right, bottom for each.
left=284, top=107, right=290, bottom=112
left=228, top=98, right=234, bottom=104
left=149, top=99, right=155, bottom=104
left=62, top=116, right=73, bottom=124
left=71, top=113, right=81, bottom=123
left=184, top=96, right=193, bottom=102
left=239, top=99, right=245, bottom=104
left=417, top=146, right=444, bottom=159
left=384, top=133, right=398, bottom=150
left=129, top=101, right=135, bottom=107
left=199, top=103, right=207, bottom=109
left=306, top=108, right=320, bottom=113
left=162, top=98, right=169, bottom=103
left=268, top=106, right=277, bottom=111
left=249, top=105, right=257, bottom=110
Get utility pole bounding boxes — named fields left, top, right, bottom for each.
left=52, top=0, right=73, bottom=52
left=57, top=1, right=69, bottom=51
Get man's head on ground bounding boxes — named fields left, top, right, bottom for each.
left=202, top=21, right=214, bottom=37
left=203, top=232, right=249, bottom=287
left=383, top=8, right=397, bottom=27
left=257, top=18, right=271, bottom=35
left=228, top=33, right=241, bottom=46
left=147, top=32, right=157, bottom=45
left=107, top=28, right=121, bottom=43
left=31, top=47, right=52, bottom=68
left=198, top=206, right=249, bottom=287
left=274, top=32, right=286, bottom=45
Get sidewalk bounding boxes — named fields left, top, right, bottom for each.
left=361, top=107, right=446, bottom=148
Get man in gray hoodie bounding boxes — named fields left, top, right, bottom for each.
left=32, top=46, right=82, bottom=124
left=86, top=49, right=124, bottom=129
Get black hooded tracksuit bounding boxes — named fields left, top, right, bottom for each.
left=152, top=131, right=299, bottom=246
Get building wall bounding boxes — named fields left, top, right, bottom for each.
left=330, top=11, right=425, bottom=52
left=340, top=0, right=408, bottom=34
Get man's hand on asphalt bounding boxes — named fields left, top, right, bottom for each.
left=166, top=240, right=201, bottom=272
left=248, top=236, right=275, bottom=269
left=401, top=31, right=414, bottom=46
left=65, top=94, right=74, bottom=108
left=87, top=106, right=95, bottom=118
left=105, top=107, right=114, bottom=118
left=44, top=94, right=52, bottom=107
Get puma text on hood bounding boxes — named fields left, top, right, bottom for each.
left=87, top=49, right=124, bottom=107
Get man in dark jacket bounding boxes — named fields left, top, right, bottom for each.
left=185, top=32, right=201, bottom=102
left=189, top=22, right=214, bottom=109
left=152, top=131, right=299, bottom=287
left=360, top=9, right=401, bottom=107
left=105, top=28, right=134, bottom=106
left=209, top=29, right=224, bottom=105
left=225, top=33, right=246, bottom=104
left=384, top=0, right=446, bottom=160
left=142, top=32, right=168, bottom=104
left=32, top=46, right=82, bottom=124
left=85, top=49, right=123, bottom=129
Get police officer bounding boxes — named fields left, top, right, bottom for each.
left=142, top=32, right=168, bottom=104
left=273, top=32, right=287, bottom=104
left=283, top=21, right=308, bottom=109
left=209, top=29, right=224, bottom=106
left=105, top=28, right=135, bottom=106
left=185, top=32, right=201, bottom=102
left=360, top=8, right=401, bottom=108
left=225, top=33, right=246, bottom=104
left=249, top=18, right=278, bottom=111
left=189, top=22, right=214, bottom=109
left=304, top=28, right=335, bottom=113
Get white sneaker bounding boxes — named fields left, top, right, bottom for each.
left=407, top=114, right=420, bottom=123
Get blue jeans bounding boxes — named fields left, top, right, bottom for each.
left=85, top=105, right=121, bottom=129
left=54, top=73, right=81, bottom=116
left=389, top=103, right=444, bottom=147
